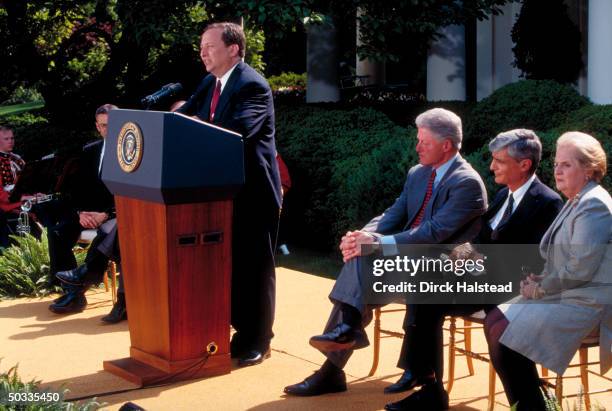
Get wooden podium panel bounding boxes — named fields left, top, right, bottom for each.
left=103, top=196, right=232, bottom=386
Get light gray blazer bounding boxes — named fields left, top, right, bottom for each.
left=363, top=155, right=488, bottom=245
left=500, top=182, right=612, bottom=374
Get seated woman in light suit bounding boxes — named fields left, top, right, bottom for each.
left=484, top=131, right=611, bottom=411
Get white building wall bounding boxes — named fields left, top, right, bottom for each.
left=426, top=24, right=466, bottom=101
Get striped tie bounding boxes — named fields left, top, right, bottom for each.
left=411, top=169, right=437, bottom=228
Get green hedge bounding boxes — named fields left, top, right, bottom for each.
left=276, top=105, right=416, bottom=249
left=464, top=80, right=589, bottom=153
left=1, top=112, right=96, bottom=160
left=267, top=72, right=306, bottom=91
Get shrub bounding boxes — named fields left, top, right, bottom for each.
left=267, top=72, right=306, bottom=91
left=0, top=232, right=53, bottom=298
left=0, top=231, right=86, bottom=298
left=1, top=113, right=95, bottom=160
left=0, top=362, right=104, bottom=410
left=464, top=80, right=589, bottom=153
left=1, top=86, right=44, bottom=106
left=276, top=105, right=417, bottom=249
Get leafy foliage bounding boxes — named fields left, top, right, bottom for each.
left=0, top=232, right=53, bottom=298
left=2, top=112, right=97, bottom=160
left=351, top=0, right=511, bottom=62
left=0, top=362, right=104, bottom=410
left=464, top=80, right=589, bottom=153
left=0, top=230, right=86, bottom=299
left=267, top=72, right=306, bottom=91
left=512, top=0, right=583, bottom=84
left=276, top=105, right=416, bottom=249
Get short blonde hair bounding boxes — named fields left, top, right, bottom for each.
left=557, top=132, right=607, bottom=183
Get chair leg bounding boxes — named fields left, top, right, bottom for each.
left=555, top=374, right=563, bottom=407
left=368, top=307, right=382, bottom=377
left=103, top=270, right=109, bottom=292
left=487, top=362, right=496, bottom=411
left=109, top=262, right=117, bottom=304
left=579, top=347, right=590, bottom=411
left=447, top=317, right=457, bottom=394
left=463, top=319, right=474, bottom=376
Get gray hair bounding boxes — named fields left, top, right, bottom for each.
left=489, top=129, right=542, bottom=174
left=415, top=108, right=463, bottom=149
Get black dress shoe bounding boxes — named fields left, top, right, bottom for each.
left=55, top=265, right=89, bottom=286
left=52, top=293, right=72, bottom=304
left=102, top=298, right=127, bottom=324
left=384, top=370, right=436, bottom=394
left=237, top=348, right=271, bottom=367
left=309, top=323, right=357, bottom=352
left=49, top=292, right=87, bottom=314
left=384, top=383, right=449, bottom=411
left=284, top=368, right=347, bottom=396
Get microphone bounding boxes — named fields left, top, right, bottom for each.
left=141, top=83, right=183, bottom=108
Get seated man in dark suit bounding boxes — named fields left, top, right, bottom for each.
left=383, top=129, right=563, bottom=411
left=54, top=218, right=125, bottom=323
left=284, top=108, right=488, bottom=396
left=39, top=104, right=118, bottom=314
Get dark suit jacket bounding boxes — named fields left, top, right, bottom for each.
left=475, top=176, right=563, bottom=297
left=179, top=61, right=282, bottom=209
left=62, top=140, right=115, bottom=214
left=477, top=176, right=563, bottom=245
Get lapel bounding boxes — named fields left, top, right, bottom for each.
left=540, top=198, right=574, bottom=256
left=427, top=155, right=463, bottom=213
left=495, top=178, right=541, bottom=233
left=485, top=187, right=509, bottom=221
left=540, top=181, right=597, bottom=254
left=212, top=61, right=244, bottom=126
left=197, top=76, right=215, bottom=121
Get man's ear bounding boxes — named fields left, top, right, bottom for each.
left=229, top=44, right=240, bottom=58
left=443, top=139, right=454, bottom=152
left=520, top=158, right=533, bottom=172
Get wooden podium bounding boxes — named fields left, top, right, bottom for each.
left=100, top=109, right=244, bottom=386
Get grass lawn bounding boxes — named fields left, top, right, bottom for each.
left=276, top=245, right=342, bottom=279
left=0, top=101, right=44, bottom=116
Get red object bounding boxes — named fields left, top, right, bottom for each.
left=410, top=169, right=436, bottom=228
left=209, top=79, right=222, bottom=121
left=276, top=153, right=291, bottom=194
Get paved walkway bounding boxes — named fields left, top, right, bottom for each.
left=1, top=267, right=610, bottom=410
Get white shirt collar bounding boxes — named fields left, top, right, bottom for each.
left=508, top=173, right=536, bottom=207
left=217, top=62, right=239, bottom=93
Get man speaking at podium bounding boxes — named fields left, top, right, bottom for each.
left=178, top=22, right=282, bottom=367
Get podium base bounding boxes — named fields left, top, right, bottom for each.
left=103, top=355, right=231, bottom=387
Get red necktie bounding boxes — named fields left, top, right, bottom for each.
left=209, top=79, right=222, bottom=121
left=411, top=169, right=437, bottom=228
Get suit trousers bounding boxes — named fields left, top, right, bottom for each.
left=231, top=194, right=279, bottom=351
